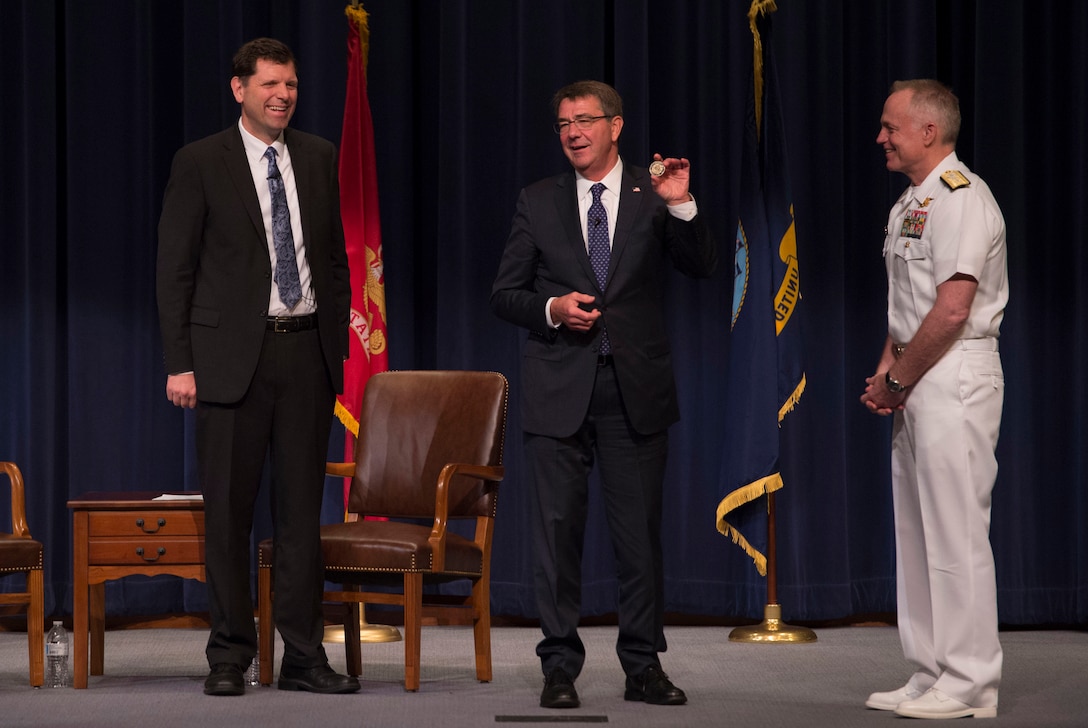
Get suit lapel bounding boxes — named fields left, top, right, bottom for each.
left=221, top=126, right=266, bottom=243
left=610, top=163, right=646, bottom=283
left=554, top=174, right=600, bottom=291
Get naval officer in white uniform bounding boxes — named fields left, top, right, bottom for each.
left=860, top=78, right=1009, bottom=720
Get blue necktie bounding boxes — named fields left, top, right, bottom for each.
left=264, top=146, right=302, bottom=309
left=587, top=182, right=611, bottom=354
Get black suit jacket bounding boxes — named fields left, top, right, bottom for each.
left=157, top=124, right=351, bottom=403
left=491, top=161, right=717, bottom=437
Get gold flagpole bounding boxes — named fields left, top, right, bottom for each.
left=322, top=0, right=400, bottom=646
left=323, top=427, right=401, bottom=644
left=320, top=508, right=402, bottom=642
left=319, top=504, right=402, bottom=639
left=323, top=612, right=402, bottom=644
left=729, top=493, right=815, bottom=642
left=321, top=513, right=403, bottom=643
left=727, top=0, right=815, bottom=647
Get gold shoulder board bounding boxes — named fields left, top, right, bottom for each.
left=940, top=170, right=971, bottom=190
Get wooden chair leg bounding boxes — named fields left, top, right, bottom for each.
left=471, top=576, right=492, bottom=683
left=258, top=565, right=274, bottom=685
left=343, top=599, right=362, bottom=676
left=403, top=573, right=422, bottom=691
left=27, top=568, right=44, bottom=687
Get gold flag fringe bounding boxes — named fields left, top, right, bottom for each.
left=779, top=373, right=805, bottom=423
left=334, top=399, right=360, bottom=438
left=716, top=472, right=783, bottom=576
left=345, top=3, right=371, bottom=76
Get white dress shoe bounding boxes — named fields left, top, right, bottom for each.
left=894, top=688, right=997, bottom=719
left=865, top=684, right=923, bottom=711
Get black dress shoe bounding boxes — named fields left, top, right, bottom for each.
left=540, top=667, right=580, bottom=709
left=204, top=663, right=245, bottom=696
left=278, top=662, right=360, bottom=694
left=624, top=665, right=687, bottom=705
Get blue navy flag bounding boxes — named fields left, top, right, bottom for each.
left=716, top=0, right=805, bottom=576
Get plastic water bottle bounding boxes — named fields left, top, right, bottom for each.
left=244, top=651, right=260, bottom=686
left=244, top=618, right=260, bottom=686
left=45, top=621, right=70, bottom=688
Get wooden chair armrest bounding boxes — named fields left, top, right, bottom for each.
left=428, top=463, right=504, bottom=571
left=326, top=461, right=356, bottom=478
left=1, top=462, right=31, bottom=539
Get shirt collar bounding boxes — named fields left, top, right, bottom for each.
left=909, top=151, right=961, bottom=204
left=237, top=118, right=286, bottom=161
left=576, top=158, right=624, bottom=199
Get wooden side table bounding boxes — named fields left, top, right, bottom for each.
left=68, top=492, right=205, bottom=689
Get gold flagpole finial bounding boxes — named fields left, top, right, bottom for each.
left=345, top=2, right=371, bottom=76
left=747, top=0, right=778, bottom=136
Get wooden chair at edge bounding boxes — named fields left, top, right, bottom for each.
left=0, top=462, right=45, bottom=687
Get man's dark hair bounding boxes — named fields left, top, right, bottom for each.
left=232, top=38, right=297, bottom=79
left=551, top=80, right=623, bottom=119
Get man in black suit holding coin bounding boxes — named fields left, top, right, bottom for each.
left=491, top=80, right=717, bottom=709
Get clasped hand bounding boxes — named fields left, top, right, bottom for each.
left=860, top=374, right=905, bottom=416
left=551, top=292, right=601, bottom=332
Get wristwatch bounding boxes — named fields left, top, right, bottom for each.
left=885, top=371, right=907, bottom=393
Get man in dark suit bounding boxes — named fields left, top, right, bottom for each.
left=157, top=38, right=357, bottom=696
left=491, top=80, right=717, bottom=709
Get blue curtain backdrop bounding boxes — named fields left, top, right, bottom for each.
left=2, top=0, right=1085, bottom=627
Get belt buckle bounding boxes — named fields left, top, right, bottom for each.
left=269, top=317, right=296, bottom=333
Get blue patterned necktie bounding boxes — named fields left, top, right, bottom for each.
left=264, top=146, right=302, bottom=309
left=587, top=182, right=611, bottom=354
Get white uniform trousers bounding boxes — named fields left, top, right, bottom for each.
left=891, top=344, right=1004, bottom=708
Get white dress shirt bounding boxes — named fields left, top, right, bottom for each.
left=546, top=157, right=698, bottom=327
left=237, top=119, right=316, bottom=316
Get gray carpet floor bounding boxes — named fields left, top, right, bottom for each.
left=1, top=625, right=1085, bottom=727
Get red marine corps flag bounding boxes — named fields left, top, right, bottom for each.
left=334, top=2, right=388, bottom=510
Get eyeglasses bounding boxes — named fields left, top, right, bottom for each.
left=553, top=115, right=610, bottom=134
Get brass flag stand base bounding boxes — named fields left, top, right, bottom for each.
left=729, top=603, right=817, bottom=643
left=728, top=492, right=816, bottom=644
left=323, top=612, right=402, bottom=644
left=324, top=441, right=402, bottom=644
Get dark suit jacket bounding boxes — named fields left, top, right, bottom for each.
left=157, top=124, right=351, bottom=403
left=491, top=161, right=717, bottom=437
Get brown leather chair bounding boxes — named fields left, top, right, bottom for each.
left=0, top=462, right=45, bottom=687
left=258, top=370, right=508, bottom=691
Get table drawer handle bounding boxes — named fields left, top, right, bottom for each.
left=135, top=518, right=166, bottom=533
left=135, top=547, right=166, bottom=562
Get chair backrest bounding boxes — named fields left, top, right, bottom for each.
left=348, top=370, right=508, bottom=519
